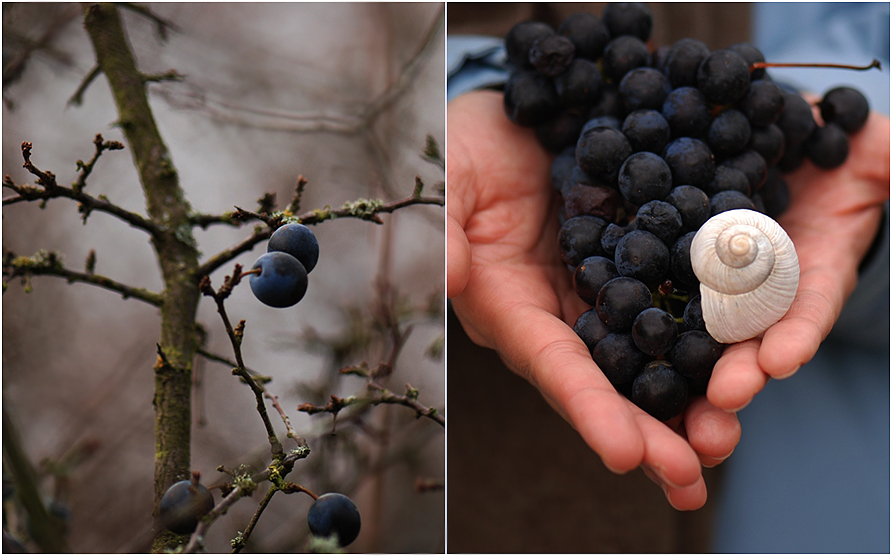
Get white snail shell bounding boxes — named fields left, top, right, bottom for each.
left=690, top=209, right=799, bottom=344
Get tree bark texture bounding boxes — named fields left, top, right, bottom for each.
left=83, top=4, right=200, bottom=550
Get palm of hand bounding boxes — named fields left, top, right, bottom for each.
left=708, top=109, right=890, bottom=409
left=449, top=91, right=738, bottom=510
left=448, top=90, right=890, bottom=510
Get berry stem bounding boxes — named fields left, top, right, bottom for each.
left=283, top=482, right=319, bottom=500
left=751, top=59, right=881, bottom=72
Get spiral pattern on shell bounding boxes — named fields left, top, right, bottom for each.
left=690, top=209, right=799, bottom=344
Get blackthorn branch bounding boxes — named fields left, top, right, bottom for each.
left=2, top=247, right=163, bottom=306
left=5, top=3, right=444, bottom=551
left=195, top=176, right=444, bottom=278
left=2, top=142, right=158, bottom=232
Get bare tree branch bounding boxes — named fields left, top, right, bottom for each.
left=3, top=248, right=163, bottom=306
left=3, top=141, right=160, bottom=234
left=195, top=184, right=443, bottom=279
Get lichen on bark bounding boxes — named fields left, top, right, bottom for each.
left=83, top=4, right=200, bottom=551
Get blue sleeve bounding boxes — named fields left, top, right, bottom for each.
left=713, top=4, right=890, bottom=553
left=754, top=2, right=890, bottom=114
left=446, top=36, right=509, bottom=102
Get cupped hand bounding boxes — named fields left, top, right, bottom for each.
left=707, top=104, right=891, bottom=411
left=447, top=90, right=740, bottom=510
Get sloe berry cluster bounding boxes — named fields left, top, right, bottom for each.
left=503, top=3, right=871, bottom=420
left=249, top=223, right=319, bottom=308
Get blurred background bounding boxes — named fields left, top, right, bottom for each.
left=446, top=2, right=889, bottom=553
left=3, top=3, right=444, bottom=552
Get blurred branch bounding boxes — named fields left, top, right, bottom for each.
left=298, top=279, right=444, bottom=427
left=362, top=5, right=445, bottom=122
left=2, top=4, right=80, bottom=98
left=67, top=64, right=102, bottom=107
left=2, top=405, right=70, bottom=553
left=195, top=347, right=269, bottom=382
left=151, top=5, right=444, bottom=135
left=196, top=347, right=302, bottom=443
left=421, top=134, right=444, bottom=172
left=415, top=477, right=445, bottom=493
left=229, top=485, right=277, bottom=553
left=3, top=247, right=164, bottom=306
left=118, top=2, right=180, bottom=40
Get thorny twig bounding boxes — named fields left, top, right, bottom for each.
left=200, top=266, right=308, bottom=453
left=297, top=380, right=444, bottom=427
left=194, top=175, right=443, bottom=278
left=297, top=283, right=444, bottom=427
left=3, top=140, right=159, bottom=233
left=180, top=449, right=313, bottom=554
left=3, top=247, right=163, bottom=306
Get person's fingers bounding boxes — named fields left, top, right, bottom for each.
left=664, top=475, right=709, bottom=511
left=683, top=395, right=741, bottom=467
left=491, top=302, right=649, bottom=474
left=848, top=112, right=891, bottom=186
left=633, top=410, right=703, bottom=489
left=758, top=114, right=889, bottom=377
left=707, top=339, right=769, bottom=411
left=447, top=214, right=472, bottom=298
left=756, top=267, right=834, bottom=378
left=642, top=466, right=708, bottom=511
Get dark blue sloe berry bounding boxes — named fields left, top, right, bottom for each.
left=614, top=229, right=670, bottom=287
left=593, top=332, right=649, bottom=386
left=818, top=86, right=870, bottom=134
left=504, top=70, right=559, bottom=127
left=529, top=34, right=576, bottom=78
left=602, top=2, right=653, bottom=41
left=665, top=38, right=711, bottom=88
left=696, top=50, right=750, bottom=106
left=595, top=276, right=653, bottom=331
left=505, top=21, right=555, bottom=68
left=617, top=151, right=673, bottom=205
left=249, top=251, right=309, bottom=308
left=159, top=479, right=215, bottom=535
left=268, top=223, right=319, bottom=273
left=632, top=307, right=678, bottom=356
left=574, top=308, right=612, bottom=354
left=557, top=12, right=611, bottom=61
left=631, top=360, right=689, bottom=421
left=602, top=35, right=651, bottom=83
left=573, top=255, right=619, bottom=306
left=662, top=137, right=715, bottom=189
left=668, top=330, right=725, bottom=379
left=805, top=123, right=850, bottom=169
left=307, top=493, right=361, bottom=547
left=727, top=42, right=766, bottom=80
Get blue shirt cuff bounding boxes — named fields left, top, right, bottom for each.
left=447, top=36, right=510, bottom=101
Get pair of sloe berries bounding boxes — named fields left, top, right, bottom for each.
left=159, top=477, right=360, bottom=547
left=249, top=223, right=319, bottom=308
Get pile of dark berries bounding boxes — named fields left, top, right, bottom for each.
left=502, top=3, right=872, bottom=421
